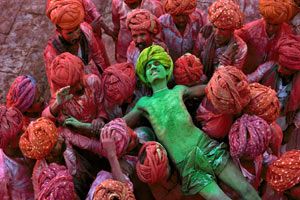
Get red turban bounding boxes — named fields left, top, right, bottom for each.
left=126, top=9, right=161, bottom=35
left=276, top=34, right=300, bottom=72
left=208, top=0, right=244, bottom=29
left=6, top=75, right=37, bottom=113
left=37, top=163, right=76, bottom=200
left=244, top=83, right=280, bottom=124
left=100, top=118, right=130, bottom=158
left=174, top=53, right=203, bottom=86
left=47, top=0, right=84, bottom=29
left=102, top=63, right=136, bottom=107
left=0, top=105, right=23, bottom=148
left=19, top=117, right=58, bottom=159
left=259, top=0, right=297, bottom=24
left=206, top=66, right=250, bottom=115
left=50, top=52, right=85, bottom=93
left=137, top=141, right=169, bottom=184
left=93, top=179, right=135, bottom=200
left=229, top=114, right=271, bottom=160
left=196, top=97, right=234, bottom=139
left=267, top=150, right=300, bottom=193
left=163, top=0, right=196, bottom=15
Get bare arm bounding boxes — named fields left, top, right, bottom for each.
left=123, top=108, right=143, bottom=129
left=184, top=84, right=207, bottom=100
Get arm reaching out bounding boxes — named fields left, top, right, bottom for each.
left=184, top=84, right=207, bottom=100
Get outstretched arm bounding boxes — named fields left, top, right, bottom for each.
left=123, top=108, right=143, bottom=129
left=184, top=84, right=207, bottom=100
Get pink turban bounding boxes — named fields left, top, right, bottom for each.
left=93, top=179, right=136, bottom=200
left=163, top=0, right=196, bottom=15
left=174, top=53, right=203, bottom=86
left=102, top=62, right=136, bottom=107
left=244, top=83, right=280, bottom=124
left=229, top=114, right=271, bottom=160
left=19, top=117, right=58, bottom=159
left=100, top=118, right=130, bottom=158
left=0, top=105, right=23, bottom=148
left=208, top=0, right=244, bottom=29
left=37, top=163, right=76, bottom=200
left=137, top=141, right=169, bottom=184
left=47, top=0, right=84, bottom=29
left=6, top=75, right=37, bottom=113
left=206, top=66, right=250, bottom=115
left=50, top=52, right=85, bottom=93
left=126, top=9, right=160, bottom=35
left=267, top=150, right=300, bottom=193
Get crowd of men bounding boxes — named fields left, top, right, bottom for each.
left=1, top=0, right=300, bottom=199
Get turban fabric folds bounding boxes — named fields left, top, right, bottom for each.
left=267, top=150, right=300, bottom=193
left=19, top=117, right=58, bottom=159
left=50, top=52, right=85, bottom=93
left=137, top=141, right=169, bottom=184
left=37, top=163, right=76, bottom=200
left=6, top=75, right=37, bottom=113
left=174, top=53, right=203, bottom=86
left=208, top=0, right=244, bottom=29
left=163, top=0, right=196, bottom=15
left=100, top=118, right=130, bottom=158
left=93, top=179, right=136, bottom=200
left=229, top=114, right=271, bottom=160
left=126, top=9, right=160, bottom=35
left=102, top=62, right=136, bottom=107
left=259, top=0, right=297, bottom=24
left=0, top=105, right=23, bottom=148
left=244, top=83, right=280, bottom=124
left=47, top=0, right=84, bottom=29
left=206, top=66, right=250, bottom=115
left=136, top=45, right=173, bottom=87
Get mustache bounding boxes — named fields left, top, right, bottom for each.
left=135, top=42, right=147, bottom=49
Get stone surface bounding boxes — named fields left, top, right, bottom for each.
left=0, top=72, right=17, bottom=104
left=0, top=34, right=6, bottom=44
left=21, top=0, right=47, bottom=15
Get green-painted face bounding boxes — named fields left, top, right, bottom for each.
left=145, top=60, right=168, bottom=84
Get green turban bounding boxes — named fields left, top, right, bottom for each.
left=136, top=45, right=173, bottom=87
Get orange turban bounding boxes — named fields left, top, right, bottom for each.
left=102, top=62, right=136, bottom=107
left=259, top=0, right=297, bottom=24
left=267, top=150, right=300, bottom=193
left=0, top=105, right=23, bottom=148
left=19, top=117, right=58, bottom=159
left=208, top=0, right=244, bottom=29
left=174, top=53, right=203, bottom=86
left=163, top=0, right=196, bottom=15
left=137, top=141, right=169, bottom=184
left=244, top=83, right=280, bottom=124
left=126, top=9, right=161, bottom=35
left=50, top=52, right=85, bottom=93
left=206, top=66, right=250, bottom=115
left=47, top=0, right=84, bottom=29
left=93, top=179, right=136, bottom=200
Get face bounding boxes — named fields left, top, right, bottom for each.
left=25, top=90, right=45, bottom=116
left=172, top=14, right=189, bottom=30
left=131, top=29, right=153, bottom=51
left=61, top=26, right=82, bottom=44
left=265, top=21, right=281, bottom=37
left=69, top=81, right=85, bottom=96
left=213, top=25, right=234, bottom=46
left=145, top=60, right=168, bottom=84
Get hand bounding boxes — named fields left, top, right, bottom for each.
left=63, top=117, right=82, bottom=129
left=101, top=128, right=117, bottom=158
left=200, top=24, right=213, bottom=39
left=90, top=15, right=103, bottom=33
left=56, top=86, right=73, bottom=106
left=91, top=118, right=105, bottom=137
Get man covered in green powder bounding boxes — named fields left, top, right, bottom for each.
left=123, top=45, right=261, bottom=200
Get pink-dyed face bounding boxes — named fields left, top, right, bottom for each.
left=213, top=25, right=234, bottom=46
left=61, top=26, right=82, bottom=44
left=131, top=29, right=153, bottom=51
left=172, top=14, right=189, bottom=30
left=265, top=21, right=281, bottom=37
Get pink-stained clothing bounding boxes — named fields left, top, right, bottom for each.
left=0, top=149, right=34, bottom=200
left=43, top=74, right=107, bottom=126
left=235, top=18, right=293, bottom=74
left=85, top=170, right=133, bottom=200
left=196, top=0, right=260, bottom=24
left=112, top=0, right=164, bottom=63
left=44, top=22, right=106, bottom=93
left=158, top=8, right=207, bottom=62
left=290, top=12, right=300, bottom=35
left=192, top=33, right=247, bottom=71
